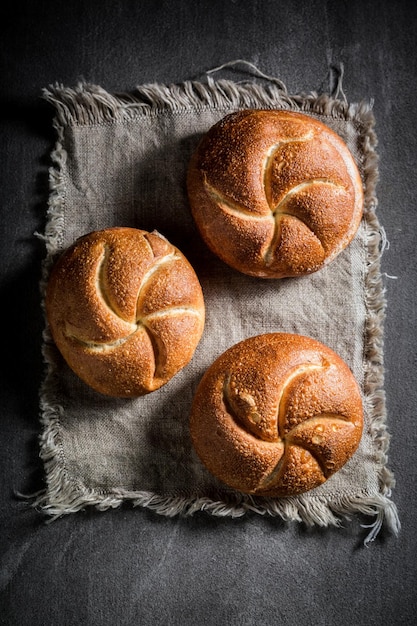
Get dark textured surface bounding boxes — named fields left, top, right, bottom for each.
left=1, top=1, right=416, bottom=624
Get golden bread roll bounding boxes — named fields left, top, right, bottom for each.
left=187, top=110, right=364, bottom=278
left=46, top=227, right=205, bottom=397
left=190, top=333, right=363, bottom=497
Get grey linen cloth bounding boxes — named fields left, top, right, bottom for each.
left=36, top=68, right=399, bottom=542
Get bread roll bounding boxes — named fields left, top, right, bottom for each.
left=190, top=333, right=363, bottom=497
left=46, top=227, right=205, bottom=397
left=187, top=110, right=363, bottom=278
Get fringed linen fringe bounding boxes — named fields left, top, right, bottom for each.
left=43, top=75, right=375, bottom=133
left=34, top=66, right=399, bottom=544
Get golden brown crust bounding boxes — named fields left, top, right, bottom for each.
left=46, top=227, right=205, bottom=397
left=190, top=333, right=363, bottom=497
left=187, top=110, right=364, bottom=278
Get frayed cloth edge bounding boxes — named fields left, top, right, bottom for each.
left=34, top=70, right=399, bottom=544
left=42, top=77, right=375, bottom=130
left=27, top=478, right=399, bottom=547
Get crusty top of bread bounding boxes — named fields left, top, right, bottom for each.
left=46, top=227, right=205, bottom=397
left=190, top=333, right=363, bottom=497
left=187, top=110, right=364, bottom=278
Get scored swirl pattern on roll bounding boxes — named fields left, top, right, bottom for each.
left=190, top=333, right=363, bottom=497
left=187, top=110, right=364, bottom=278
left=46, top=228, right=205, bottom=397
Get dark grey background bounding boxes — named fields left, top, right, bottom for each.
left=1, top=1, right=416, bottom=624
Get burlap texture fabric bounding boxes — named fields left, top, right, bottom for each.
left=36, top=68, right=399, bottom=542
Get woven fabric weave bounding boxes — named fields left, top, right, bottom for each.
left=36, top=71, right=399, bottom=542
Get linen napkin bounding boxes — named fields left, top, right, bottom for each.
left=36, top=65, right=399, bottom=542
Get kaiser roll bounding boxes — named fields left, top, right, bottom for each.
left=190, top=333, right=363, bottom=497
left=187, top=110, right=364, bottom=278
left=46, top=227, right=205, bottom=397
